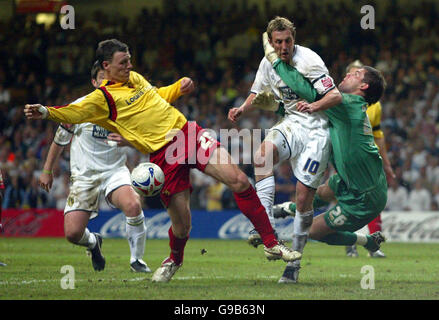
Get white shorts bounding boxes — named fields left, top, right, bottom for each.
left=264, top=116, right=331, bottom=189
left=65, top=166, right=132, bottom=218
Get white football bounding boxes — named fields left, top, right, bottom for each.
left=131, top=162, right=165, bottom=197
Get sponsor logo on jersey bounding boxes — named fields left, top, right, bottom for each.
left=125, top=87, right=147, bottom=105
left=321, top=77, right=334, bottom=89
left=92, top=125, right=110, bottom=139
left=67, top=196, right=74, bottom=207
left=279, top=86, right=299, bottom=101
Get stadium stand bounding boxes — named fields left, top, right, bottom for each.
left=1, top=0, right=439, bottom=211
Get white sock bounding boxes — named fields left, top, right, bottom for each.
left=255, top=176, right=276, bottom=228
left=355, top=233, right=368, bottom=246
left=77, top=228, right=96, bottom=249
left=126, top=212, right=146, bottom=263
left=290, top=210, right=314, bottom=267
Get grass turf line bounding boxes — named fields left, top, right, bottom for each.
left=1, top=238, right=439, bottom=300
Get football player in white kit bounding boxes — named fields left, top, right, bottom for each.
left=228, top=17, right=342, bottom=283
left=39, top=62, right=195, bottom=272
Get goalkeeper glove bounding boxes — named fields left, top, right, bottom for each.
left=262, top=32, right=280, bottom=65
left=252, top=91, right=281, bottom=112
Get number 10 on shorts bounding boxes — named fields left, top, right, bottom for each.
left=303, top=158, right=320, bottom=175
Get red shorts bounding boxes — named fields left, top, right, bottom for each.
left=150, top=121, right=220, bottom=207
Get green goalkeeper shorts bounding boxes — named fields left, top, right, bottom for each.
left=323, top=173, right=387, bottom=232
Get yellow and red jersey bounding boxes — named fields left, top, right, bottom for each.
left=366, top=101, right=384, bottom=139
left=46, top=71, right=187, bottom=154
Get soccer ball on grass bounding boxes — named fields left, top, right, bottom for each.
left=131, top=162, right=165, bottom=197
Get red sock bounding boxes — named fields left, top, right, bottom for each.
left=368, top=214, right=382, bottom=234
left=233, top=185, right=277, bottom=248
left=168, top=227, right=189, bottom=265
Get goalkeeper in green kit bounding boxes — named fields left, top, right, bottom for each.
left=253, top=33, right=387, bottom=283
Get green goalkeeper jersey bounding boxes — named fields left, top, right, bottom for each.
left=272, top=60, right=385, bottom=193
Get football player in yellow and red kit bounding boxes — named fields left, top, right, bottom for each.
left=24, top=39, right=301, bottom=282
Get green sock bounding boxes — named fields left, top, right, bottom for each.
left=320, top=231, right=357, bottom=246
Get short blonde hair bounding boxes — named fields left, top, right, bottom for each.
left=346, top=60, right=364, bottom=73
left=266, top=16, right=296, bottom=40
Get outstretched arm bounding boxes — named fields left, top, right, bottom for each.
left=156, top=77, right=195, bottom=104
left=39, top=142, right=64, bottom=192
left=39, top=125, right=72, bottom=192
left=272, top=60, right=318, bottom=103
left=228, top=93, right=257, bottom=123
left=24, top=90, right=107, bottom=124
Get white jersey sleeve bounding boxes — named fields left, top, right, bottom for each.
left=293, top=45, right=335, bottom=96
left=53, top=125, right=74, bottom=146
left=250, top=59, right=272, bottom=94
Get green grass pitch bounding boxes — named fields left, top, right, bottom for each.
left=1, top=238, right=439, bottom=300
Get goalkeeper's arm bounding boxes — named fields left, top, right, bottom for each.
left=263, top=32, right=342, bottom=111
left=262, top=32, right=318, bottom=104
left=274, top=60, right=342, bottom=112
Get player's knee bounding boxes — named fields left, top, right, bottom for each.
left=228, top=171, right=250, bottom=193
left=309, top=229, right=321, bottom=241
left=295, top=192, right=315, bottom=213
left=295, top=196, right=309, bottom=213
left=253, top=151, right=265, bottom=168
left=122, top=199, right=142, bottom=218
left=65, top=229, right=83, bottom=244
left=253, top=152, right=274, bottom=168
left=254, top=156, right=275, bottom=179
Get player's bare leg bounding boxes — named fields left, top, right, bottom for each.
left=204, top=147, right=300, bottom=262
left=152, top=189, right=191, bottom=282
left=274, top=182, right=335, bottom=218
left=64, top=211, right=105, bottom=271
left=109, top=185, right=151, bottom=272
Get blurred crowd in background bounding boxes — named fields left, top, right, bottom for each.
left=1, top=0, right=439, bottom=211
